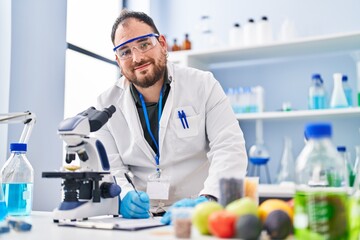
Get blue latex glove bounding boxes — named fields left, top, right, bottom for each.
left=160, top=196, right=208, bottom=225
left=120, top=191, right=150, bottom=219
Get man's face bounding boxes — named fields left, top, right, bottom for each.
left=113, top=18, right=167, bottom=88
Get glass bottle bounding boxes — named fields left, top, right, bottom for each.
left=182, top=33, right=191, bottom=50
left=348, top=146, right=360, bottom=240
left=171, top=38, right=181, bottom=52
left=308, top=73, right=326, bottom=110
left=1, top=143, right=34, bottom=216
left=342, top=75, right=353, bottom=107
left=294, top=123, right=348, bottom=240
left=330, top=73, right=348, bottom=108
left=276, top=136, right=295, bottom=184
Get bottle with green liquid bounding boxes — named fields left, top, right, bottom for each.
left=294, top=123, right=348, bottom=240
left=349, top=145, right=360, bottom=240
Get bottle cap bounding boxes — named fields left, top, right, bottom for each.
left=305, top=123, right=332, bottom=138
left=234, top=23, right=240, bottom=28
left=311, top=73, right=321, bottom=79
left=342, top=75, right=348, bottom=82
left=10, top=143, right=27, bottom=152
left=337, top=146, right=346, bottom=152
left=248, top=18, right=255, bottom=23
left=261, top=16, right=268, bottom=21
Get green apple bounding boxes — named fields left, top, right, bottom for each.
left=192, top=201, right=223, bottom=235
left=225, top=197, right=259, bottom=217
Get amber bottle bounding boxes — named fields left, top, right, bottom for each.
left=182, top=33, right=192, bottom=50
left=171, top=38, right=181, bottom=51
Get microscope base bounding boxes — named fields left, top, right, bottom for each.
left=53, top=197, right=119, bottom=221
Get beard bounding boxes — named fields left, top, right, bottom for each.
left=124, top=54, right=167, bottom=88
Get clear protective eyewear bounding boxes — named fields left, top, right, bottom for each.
left=113, top=33, right=159, bottom=60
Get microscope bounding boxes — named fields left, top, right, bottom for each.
left=42, top=105, right=121, bottom=222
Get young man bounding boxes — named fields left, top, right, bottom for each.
left=95, top=10, right=247, bottom=224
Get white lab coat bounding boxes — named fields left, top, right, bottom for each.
left=95, top=62, right=247, bottom=207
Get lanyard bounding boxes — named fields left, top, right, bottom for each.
left=138, top=87, right=163, bottom=172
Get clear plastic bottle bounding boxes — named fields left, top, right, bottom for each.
left=229, top=23, right=242, bottom=47
left=243, top=18, right=256, bottom=46
left=337, top=146, right=355, bottom=187
left=342, top=75, right=353, bottom=107
left=294, top=123, right=348, bottom=239
left=1, top=143, right=34, bottom=216
left=330, top=73, right=348, bottom=108
left=308, top=73, right=326, bottom=109
left=256, top=16, right=273, bottom=45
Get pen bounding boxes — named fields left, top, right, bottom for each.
left=181, top=110, right=189, bottom=128
left=178, top=110, right=185, bottom=129
left=124, top=172, right=154, bottom=218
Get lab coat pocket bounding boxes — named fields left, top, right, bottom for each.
left=173, top=106, right=199, bottom=138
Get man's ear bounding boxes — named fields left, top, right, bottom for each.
left=158, top=35, right=168, bottom=51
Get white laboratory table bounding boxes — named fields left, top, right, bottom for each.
left=5, top=211, right=214, bottom=240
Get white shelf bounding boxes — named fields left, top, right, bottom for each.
left=236, top=107, right=360, bottom=121
left=169, top=31, right=360, bottom=69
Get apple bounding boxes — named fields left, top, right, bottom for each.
left=208, top=210, right=237, bottom=238
left=225, top=197, right=259, bottom=217
left=192, top=201, right=223, bottom=235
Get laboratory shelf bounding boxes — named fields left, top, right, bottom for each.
left=236, top=107, right=360, bottom=121
left=169, top=31, right=360, bottom=69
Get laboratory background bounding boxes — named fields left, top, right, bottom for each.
left=1, top=0, right=360, bottom=212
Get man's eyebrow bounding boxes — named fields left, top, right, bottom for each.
left=118, top=37, right=149, bottom=50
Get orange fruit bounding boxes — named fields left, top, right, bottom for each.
left=258, top=199, right=293, bottom=223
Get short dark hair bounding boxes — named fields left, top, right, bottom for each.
left=111, top=9, right=160, bottom=45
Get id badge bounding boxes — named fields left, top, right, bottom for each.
left=146, top=172, right=170, bottom=200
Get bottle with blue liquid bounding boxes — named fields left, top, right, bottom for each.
left=0, top=143, right=34, bottom=216
left=0, top=183, right=7, bottom=221
left=308, top=73, right=326, bottom=110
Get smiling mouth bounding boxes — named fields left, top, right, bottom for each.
left=134, top=62, right=151, bottom=71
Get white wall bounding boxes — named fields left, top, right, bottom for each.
left=0, top=0, right=11, bottom=166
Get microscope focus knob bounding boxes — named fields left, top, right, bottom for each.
left=100, top=182, right=121, bottom=198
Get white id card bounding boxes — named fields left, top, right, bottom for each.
left=146, top=173, right=170, bottom=200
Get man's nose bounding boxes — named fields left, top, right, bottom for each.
left=131, top=47, right=145, bottom=63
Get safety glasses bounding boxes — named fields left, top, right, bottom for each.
left=113, top=33, right=159, bottom=60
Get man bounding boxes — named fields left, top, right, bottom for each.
left=95, top=9, right=247, bottom=224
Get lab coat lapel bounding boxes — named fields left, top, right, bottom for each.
left=158, top=64, right=175, bottom=156
left=117, top=83, right=155, bottom=161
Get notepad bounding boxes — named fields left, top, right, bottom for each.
left=58, top=216, right=165, bottom=231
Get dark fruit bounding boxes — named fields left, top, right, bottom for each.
left=264, top=210, right=293, bottom=239
left=235, top=214, right=262, bottom=240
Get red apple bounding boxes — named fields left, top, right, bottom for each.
left=208, top=210, right=237, bottom=238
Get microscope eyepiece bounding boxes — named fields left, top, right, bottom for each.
left=103, top=105, right=116, bottom=118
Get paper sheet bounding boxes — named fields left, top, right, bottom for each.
left=58, top=216, right=165, bottom=231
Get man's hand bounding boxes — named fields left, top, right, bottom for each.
left=160, top=196, right=208, bottom=225
left=120, top=191, right=150, bottom=219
